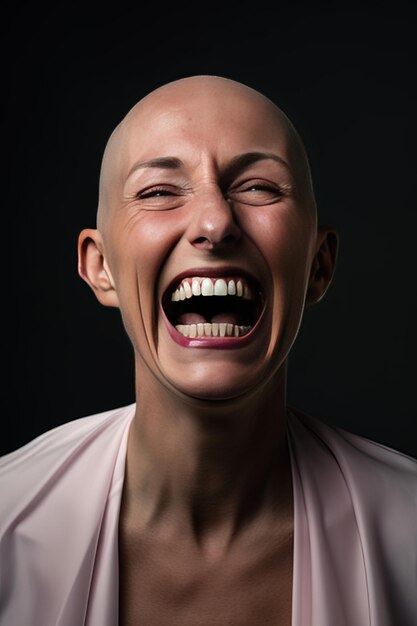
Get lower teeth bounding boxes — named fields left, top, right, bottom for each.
left=175, top=322, right=252, bottom=338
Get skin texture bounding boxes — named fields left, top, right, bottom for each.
left=78, top=75, right=338, bottom=625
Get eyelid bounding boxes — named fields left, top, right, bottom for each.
left=229, top=177, right=290, bottom=194
left=136, top=184, right=183, bottom=199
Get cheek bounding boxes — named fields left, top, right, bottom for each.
left=109, top=211, right=184, bottom=284
left=104, top=212, right=185, bottom=345
left=244, top=208, right=314, bottom=280
left=246, top=211, right=314, bottom=356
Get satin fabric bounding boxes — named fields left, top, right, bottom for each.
left=1, top=404, right=416, bottom=625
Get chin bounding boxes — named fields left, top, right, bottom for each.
left=165, top=363, right=268, bottom=402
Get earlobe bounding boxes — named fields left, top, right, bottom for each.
left=306, top=227, right=339, bottom=306
left=77, top=229, right=119, bottom=308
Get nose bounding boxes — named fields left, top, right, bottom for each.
left=186, top=188, right=241, bottom=251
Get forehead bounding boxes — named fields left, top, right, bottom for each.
left=119, top=83, right=293, bottom=170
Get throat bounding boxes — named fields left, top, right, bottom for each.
left=124, top=374, right=291, bottom=550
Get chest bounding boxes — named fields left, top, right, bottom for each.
left=118, top=529, right=293, bottom=626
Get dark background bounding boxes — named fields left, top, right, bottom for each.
left=2, top=2, right=416, bottom=457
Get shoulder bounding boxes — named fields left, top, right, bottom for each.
left=288, top=406, right=417, bottom=514
left=0, top=403, right=135, bottom=467
left=289, top=406, right=417, bottom=476
left=0, top=403, right=135, bottom=519
left=0, top=404, right=135, bottom=622
left=289, top=408, right=417, bottom=621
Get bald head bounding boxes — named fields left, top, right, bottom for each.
left=96, top=75, right=317, bottom=231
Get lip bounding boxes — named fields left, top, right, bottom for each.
left=160, top=266, right=266, bottom=349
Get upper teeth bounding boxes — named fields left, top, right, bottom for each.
left=171, top=277, right=251, bottom=302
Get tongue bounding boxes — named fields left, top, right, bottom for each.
left=178, top=313, right=207, bottom=325
left=178, top=312, right=240, bottom=325
left=211, top=313, right=240, bottom=324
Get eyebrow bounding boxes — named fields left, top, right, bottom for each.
left=126, top=156, right=183, bottom=179
left=126, top=151, right=291, bottom=180
left=227, top=151, right=291, bottom=174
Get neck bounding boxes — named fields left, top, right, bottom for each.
left=122, top=362, right=292, bottom=551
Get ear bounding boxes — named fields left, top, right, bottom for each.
left=77, top=228, right=119, bottom=308
left=305, top=227, right=339, bottom=306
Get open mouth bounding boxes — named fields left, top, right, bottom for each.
left=162, top=272, right=265, bottom=339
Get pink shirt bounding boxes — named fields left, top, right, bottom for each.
left=1, top=404, right=416, bottom=625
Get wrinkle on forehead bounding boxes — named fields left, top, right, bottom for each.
left=96, top=75, right=317, bottom=231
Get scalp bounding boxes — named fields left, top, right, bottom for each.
left=96, top=75, right=317, bottom=231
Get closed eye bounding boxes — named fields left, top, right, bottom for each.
left=242, top=184, right=281, bottom=193
left=133, top=184, right=188, bottom=211
left=227, top=179, right=290, bottom=206
left=137, top=186, right=178, bottom=199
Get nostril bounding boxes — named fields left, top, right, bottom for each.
left=192, top=236, right=216, bottom=250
